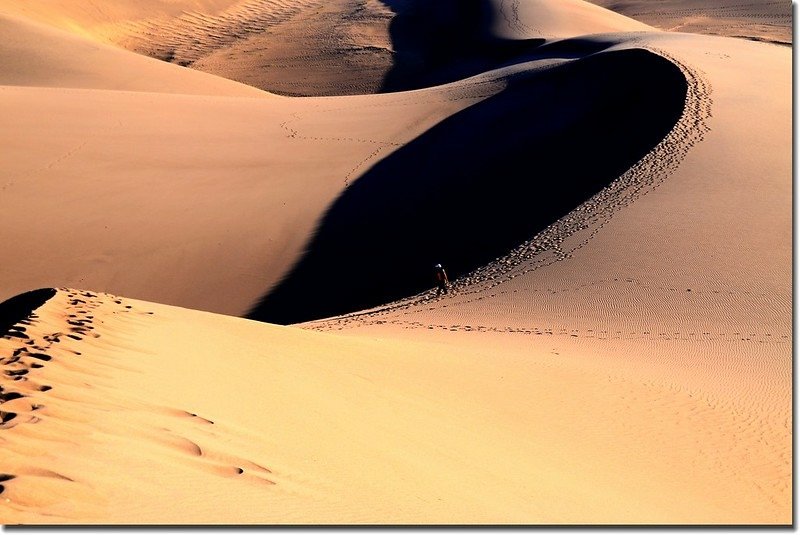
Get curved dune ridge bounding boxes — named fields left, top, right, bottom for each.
left=0, top=0, right=792, bottom=526
left=0, top=0, right=649, bottom=96
left=250, top=45, right=688, bottom=324
left=0, top=0, right=787, bottom=96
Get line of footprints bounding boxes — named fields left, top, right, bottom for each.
left=1, top=290, right=276, bottom=499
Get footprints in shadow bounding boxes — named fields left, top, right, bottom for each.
left=0, top=474, right=14, bottom=494
left=0, top=295, right=64, bottom=433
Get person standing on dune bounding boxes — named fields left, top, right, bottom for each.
left=434, top=264, right=449, bottom=296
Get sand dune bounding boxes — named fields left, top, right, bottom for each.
left=0, top=287, right=789, bottom=523
left=1, top=0, right=651, bottom=96
left=0, top=75, right=506, bottom=315
left=299, top=30, right=791, bottom=523
left=588, top=0, right=792, bottom=44
left=0, top=12, right=266, bottom=95
left=0, top=0, right=791, bottom=526
left=0, top=10, right=681, bottom=318
left=251, top=44, right=688, bottom=323
left=0, top=0, right=396, bottom=96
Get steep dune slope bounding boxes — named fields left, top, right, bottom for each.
left=250, top=45, right=688, bottom=323
left=0, top=78, right=501, bottom=315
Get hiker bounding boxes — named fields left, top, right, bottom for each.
left=434, top=264, right=449, bottom=295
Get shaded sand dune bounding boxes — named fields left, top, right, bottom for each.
left=251, top=45, right=687, bottom=324
left=380, top=0, right=543, bottom=92
left=0, top=78, right=504, bottom=316
left=588, top=0, right=792, bottom=45
left=378, top=0, right=648, bottom=92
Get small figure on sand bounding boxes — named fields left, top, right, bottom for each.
left=434, top=263, right=449, bottom=296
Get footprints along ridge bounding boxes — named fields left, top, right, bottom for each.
left=0, top=288, right=158, bottom=499
left=0, top=288, right=278, bottom=504
left=301, top=45, right=715, bottom=329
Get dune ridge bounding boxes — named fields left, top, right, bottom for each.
left=0, top=288, right=790, bottom=523
left=0, top=0, right=651, bottom=96
left=0, top=0, right=791, bottom=525
left=322, top=42, right=712, bottom=322
left=249, top=44, right=689, bottom=324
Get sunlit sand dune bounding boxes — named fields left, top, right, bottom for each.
left=0, top=12, right=265, bottom=95
left=0, top=0, right=791, bottom=525
left=0, top=286, right=789, bottom=523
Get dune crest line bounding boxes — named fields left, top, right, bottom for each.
left=304, top=45, right=713, bottom=328
left=251, top=46, right=693, bottom=325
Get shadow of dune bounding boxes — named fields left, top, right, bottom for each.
left=0, top=288, right=56, bottom=338
left=249, top=48, right=687, bottom=325
left=379, top=0, right=546, bottom=92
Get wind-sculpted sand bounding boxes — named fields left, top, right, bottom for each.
left=0, top=0, right=791, bottom=525
left=0, top=287, right=790, bottom=523
left=588, top=0, right=791, bottom=45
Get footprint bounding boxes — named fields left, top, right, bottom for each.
left=0, top=474, right=15, bottom=494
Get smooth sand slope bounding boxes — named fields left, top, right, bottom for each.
left=588, top=0, right=791, bottom=44
left=0, top=0, right=396, bottom=96
left=0, top=284, right=789, bottom=524
left=0, top=12, right=267, bottom=96
left=0, top=81, right=503, bottom=317
left=0, top=0, right=792, bottom=525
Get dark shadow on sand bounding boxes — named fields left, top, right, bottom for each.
left=0, top=288, right=56, bottom=338
left=249, top=48, right=687, bottom=325
left=379, top=0, right=546, bottom=92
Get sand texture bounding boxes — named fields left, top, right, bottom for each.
left=588, top=0, right=791, bottom=45
left=0, top=0, right=791, bottom=525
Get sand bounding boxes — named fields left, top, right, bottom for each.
left=0, top=286, right=789, bottom=524
left=588, top=0, right=792, bottom=44
left=0, top=0, right=791, bottom=525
